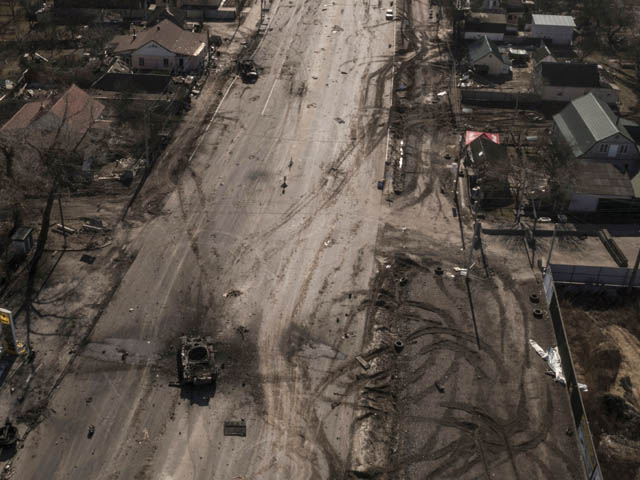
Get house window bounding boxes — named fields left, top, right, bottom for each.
left=619, top=144, right=629, bottom=154
left=179, top=58, right=184, bottom=68
left=599, top=143, right=609, bottom=153
left=163, top=58, right=169, bottom=67
left=139, top=57, right=144, bottom=67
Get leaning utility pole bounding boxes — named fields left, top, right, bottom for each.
left=544, top=223, right=558, bottom=274
left=628, top=248, right=640, bottom=294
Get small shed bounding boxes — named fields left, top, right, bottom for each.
left=11, top=227, right=34, bottom=255
left=532, top=43, right=555, bottom=66
left=531, top=14, right=576, bottom=45
left=464, top=12, right=507, bottom=41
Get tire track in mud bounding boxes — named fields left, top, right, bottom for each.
left=339, top=225, right=581, bottom=479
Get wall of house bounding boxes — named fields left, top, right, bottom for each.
left=132, top=42, right=176, bottom=72
left=176, top=44, right=207, bottom=72
left=464, top=31, right=504, bottom=41
left=473, top=52, right=508, bottom=75
left=540, top=85, right=619, bottom=105
left=568, top=194, right=599, bottom=212
left=582, top=135, right=640, bottom=174
left=531, top=24, right=573, bottom=45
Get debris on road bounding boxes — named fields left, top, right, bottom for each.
left=223, top=420, right=246, bottom=437
left=529, top=339, right=587, bottom=391
left=87, top=425, right=95, bottom=439
left=223, top=289, right=242, bottom=298
left=281, top=176, right=288, bottom=194
left=435, top=382, right=445, bottom=393
left=334, top=117, right=345, bottom=124
left=80, top=254, right=96, bottom=265
left=53, top=224, right=76, bottom=235
left=355, top=356, right=370, bottom=370
left=236, top=326, right=249, bottom=339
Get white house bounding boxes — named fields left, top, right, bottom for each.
left=531, top=14, right=575, bottom=45
left=109, top=20, right=208, bottom=74
left=468, top=35, right=510, bottom=75
left=533, top=62, right=619, bottom=105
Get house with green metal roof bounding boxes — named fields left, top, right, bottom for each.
left=553, top=93, right=640, bottom=212
left=468, top=35, right=510, bottom=75
left=552, top=93, right=639, bottom=172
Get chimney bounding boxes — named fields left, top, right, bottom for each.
left=157, top=25, right=160, bottom=31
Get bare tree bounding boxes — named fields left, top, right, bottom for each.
left=1, top=92, right=104, bottom=354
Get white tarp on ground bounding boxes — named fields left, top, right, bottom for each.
left=529, top=339, right=588, bottom=391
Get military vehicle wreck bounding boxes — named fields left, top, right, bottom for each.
left=177, top=336, right=218, bottom=386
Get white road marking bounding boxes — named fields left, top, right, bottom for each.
left=261, top=78, right=279, bottom=115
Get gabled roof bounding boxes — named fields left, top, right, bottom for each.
left=468, top=35, right=506, bottom=64
left=466, top=12, right=507, bottom=33
left=0, top=101, right=46, bottom=131
left=0, top=85, right=104, bottom=134
left=553, top=93, right=634, bottom=158
left=574, top=161, right=634, bottom=197
left=532, top=14, right=576, bottom=27
left=532, top=43, right=553, bottom=64
left=538, top=62, right=600, bottom=88
left=110, top=20, right=207, bottom=56
left=468, top=135, right=508, bottom=164
left=49, top=85, right=105, bottom=132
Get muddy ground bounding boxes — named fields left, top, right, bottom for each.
left=559, top=287, right=640, bottom=480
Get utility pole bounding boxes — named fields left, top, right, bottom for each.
left=58, top=194, right=67, bottom=249
left=531, top=197, right=538, bottom=266
left=144, top=108, right=150, bottom=171
left=454, top=157, right=465, bottom=250
left=465, top=200, right=481, bottom=350
left=544, top=223, right=558, bottom=274
left=627, top=248, right=640, bottom=294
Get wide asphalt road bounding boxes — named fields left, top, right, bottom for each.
left=13, top=0, right=395, bottom=478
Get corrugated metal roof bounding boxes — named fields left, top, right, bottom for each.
left=553, top=93, right=633, bottom=158
left=468, top=35, right=505, bottom=64
left=574, top=161, right=634, bottom=197
left=532, top=14, right=576, bottom=27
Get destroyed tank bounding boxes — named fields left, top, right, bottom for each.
left=177, top=336, right=218, bottom=386
left=237, top=59, right=258, bottom=83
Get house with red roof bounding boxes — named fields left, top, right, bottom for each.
left=1, top=85, right=105, bottom=137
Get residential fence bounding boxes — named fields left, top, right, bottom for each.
left=549, top=263, right=640, bottom=287
left=544, top=268, right=603, bottom=480
left=460, top=89, right=539, bottom=105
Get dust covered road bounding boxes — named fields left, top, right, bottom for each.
left=10, top=0, right=397, bottom=478
left=6, top=0, right=585, bottom=477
